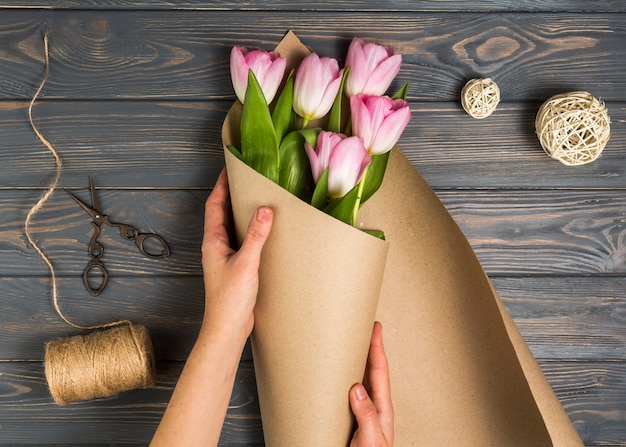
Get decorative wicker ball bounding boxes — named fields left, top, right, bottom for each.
left=461, top=78, right=500, bottom=119
left=535, top=91, right=611, bottom=166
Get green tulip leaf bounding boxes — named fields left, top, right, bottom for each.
left=324, top=184, right=360, bottom=226
left=227, top=145, right=244, bottom=161
left=311, top=168, right=329, bottom=210
left=360, top=151, right=390, bottom=204
left=299, top=127, right=322, bottom=149
left=272, top=70, right=295, bottom=144
left=278, top=130, right=316, bottom=201
left=361, top=229, right=386, bottom=240
left=392, top=82, right=410, bottom=101
left=328, top=67, right=349, bottom=134
left=241, top=70, right=279, bottom=183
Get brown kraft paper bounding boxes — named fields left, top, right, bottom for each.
left=224, top=134, right=389, bottom=446
left=222, top=31, right=584, bottom=447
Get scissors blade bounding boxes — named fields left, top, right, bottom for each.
left=89, top=176, right=102, bottom=216
left=66, top=190, right=101, bottom=221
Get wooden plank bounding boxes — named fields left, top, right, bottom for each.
left=1, top=1, right=626, bottom=12
left=0, top=276, right=623, bottom=362
left=0, top=360, right=263, bottom=446
left=0, top=359, right=622, bottom=446
left=0, top=100, right=228, bottom=189
left=441, top=189, right=626, bottom=275
left=0, top=11, right=625, bottom=101
left=2, top=101, right=624, bottom=189
left=0, top=189, right=208, bottom=277
left=494, top=277, right=626, bottom=361
left=0, top=275, right=205, bottom=361
left=540, top=361, right=626, bottom=446
left=2, top=189, right=624, bottom=276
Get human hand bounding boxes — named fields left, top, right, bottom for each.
left=201, top=168, right=273, bottom=345
left=349, top=322, right=394, bottom=447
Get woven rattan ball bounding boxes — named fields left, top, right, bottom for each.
left=461, top=78, right=500, bottom=119
left=535, top=91, right=611, bottom=166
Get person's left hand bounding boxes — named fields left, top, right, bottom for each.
left=349, top=321, right=394, bottom=446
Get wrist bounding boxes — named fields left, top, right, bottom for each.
left=198, top=319, right=249, bottom=357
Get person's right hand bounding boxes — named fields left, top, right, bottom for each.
left=201, top=168, right=273, bottom=346
left=349, top=321, right=394, bottom=446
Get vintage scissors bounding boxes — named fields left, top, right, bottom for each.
left=67, top=176, right=171, bottom=296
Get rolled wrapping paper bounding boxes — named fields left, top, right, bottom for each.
left=223, top=30, right=583, bottom=447
left=358, top=148, right=583, bottom=446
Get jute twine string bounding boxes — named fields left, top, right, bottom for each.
left=26, top=34, right=156, bottom=405
left=535, top=91, right=611, bottom=166
left=461, top=78, right=501, bottom=119
left=45, top=323, right=156, bottom=405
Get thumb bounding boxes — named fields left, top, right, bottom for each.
left=239, top=207, right=273, bottom=261
left=350, top=383, right=382, bottom=440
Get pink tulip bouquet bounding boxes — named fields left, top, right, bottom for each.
left=228, top=37, right=410, bottom=238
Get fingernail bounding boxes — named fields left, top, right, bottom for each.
left=355, top=384, right=367, bottom=401
left=256, top=207, right=272, bottom=223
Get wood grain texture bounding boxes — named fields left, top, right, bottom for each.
left=2, top=189, right=624, bottom=276
left=2, top=101, right=624, bottom=189
left=0, top=3, right=624, bottom=445
left=540, top=361, right=626, bottom=446
left=0, top=275, right=622, bottom=362
left=0, top=11, right=625, bottom=101
left=1, top=1, right=626, bottom=11
left=0, top=360, right=622, bottom=446
left=0, top=361, right=263, bottom=445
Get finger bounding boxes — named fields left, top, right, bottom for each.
left=349, top=383, right=383, bottom=442
left=237, top=206, right=273, bottom=266
left=203, top=169, right=232, bottom=252
left=366, top=322, right=394, bottom=438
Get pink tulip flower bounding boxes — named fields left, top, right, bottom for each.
left=344, top=38, right=402, bottom=97
left=305, top=131, right=371, bottom=198
left=293, top=53, right=344, bottom=125
left=350, top=94, right=411, bottom=155
left=230, top=46, right=286, bottom=104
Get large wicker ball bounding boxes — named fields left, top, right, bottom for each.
left=461, top=78, right=500, bottom=119
left=535, top=91, right=611, bottom=166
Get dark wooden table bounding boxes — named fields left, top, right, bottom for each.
left=0, top=2, right=624, bottom=446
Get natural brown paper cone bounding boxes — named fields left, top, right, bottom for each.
left=359, top=148, right=583, bottom=446
left=224, top=117, right=389, bottom=446
left=222, top=30, right=584, bottom=447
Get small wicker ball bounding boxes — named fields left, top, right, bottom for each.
left=461, top=78, right=500, bottom=119
left=535, top=91, right=611, bottom=166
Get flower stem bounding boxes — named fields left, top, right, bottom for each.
left=352, top=165, right=369, bottom=225
left=301, top=117, right=310, bottom=129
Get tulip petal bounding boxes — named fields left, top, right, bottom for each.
left=230, top=46, right=249, bottom=103
left=370, top=104, right=411, bottom=155
left=361, top=54, right=402, bottom=96
left=328, top=136, right=370, bottom=198
left=313, top=69, right=343, bottom=120
left=344, top=38, right=401, bottom=97
left=294, top=53, right=342, bottom=121
left=261, top=54, right=287, bottom=103
left=345, top=39, right=367, bottom=97
left=350, top=95, right=373, bottom=150
left=294, top=53, right=324, bottom=118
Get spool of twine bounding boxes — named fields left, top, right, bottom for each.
left=45, top=322, right=156, bottom=405
left=461, top=78, right=500, bottom=119
left=535, top=91, right=611, bottom=166
left=27, top=35, right=158, bottom=405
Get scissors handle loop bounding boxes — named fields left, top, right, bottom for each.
left=83, top=260, right=109, bottom=297
left=113, top=223, right=170, bottom=258
left=135, top=233, right=171, bottom=258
